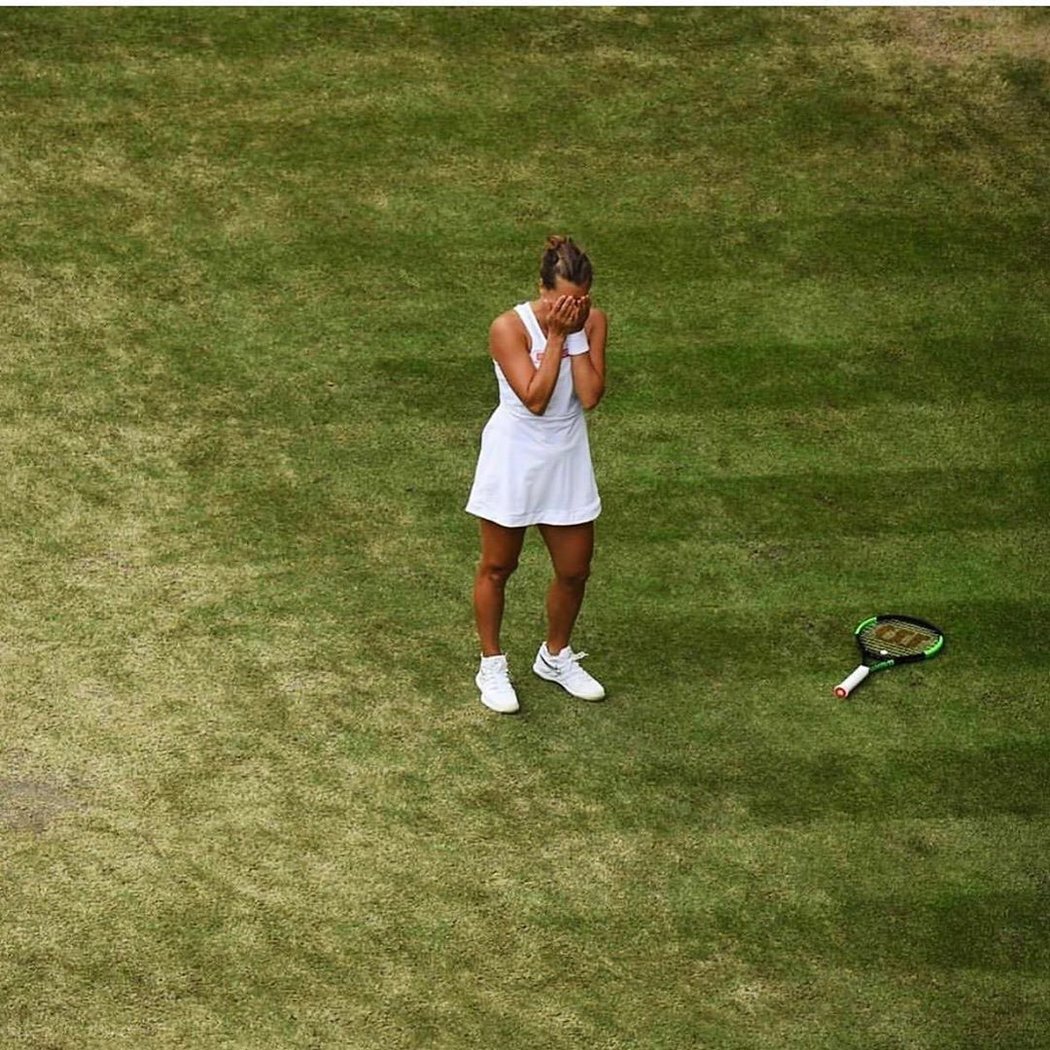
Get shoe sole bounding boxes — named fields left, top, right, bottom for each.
left=480, top=694, right=520, bottom=714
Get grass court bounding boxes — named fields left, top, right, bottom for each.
left=1, top=8, right=1048, bottom=1048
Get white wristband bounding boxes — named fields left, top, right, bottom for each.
left=566, top=330, right=589, bottom=356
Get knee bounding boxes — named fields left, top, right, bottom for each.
left=478, top=557, right=518, bottom=587
left=555, top=563, right=590, bottom=588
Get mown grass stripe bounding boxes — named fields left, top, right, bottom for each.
left=2, top=7, right=1048, bottom=1049
left=596, top=400, right=1049, bottom=476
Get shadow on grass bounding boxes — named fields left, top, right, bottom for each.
left=834, top=887, right=1050, bottom=973
left=612, top=462, right=1050, bottom=543
left=695, top=884, right=1050, bottom=977
left=639, top=737, right=1050, bottom=823
left=599, top=599, right=1048, bottom=684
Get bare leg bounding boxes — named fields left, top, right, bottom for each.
left=537, top=521, right=595, bottom=654
left=474, top=519, right=527, bottom=657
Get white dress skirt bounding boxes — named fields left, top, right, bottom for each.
left=465, top=302, right=601, bottom=528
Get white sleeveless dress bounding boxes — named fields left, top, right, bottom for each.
left=465, top=302, right=601, bottom=528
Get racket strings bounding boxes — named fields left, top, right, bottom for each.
left=860, top=618, right=939, bottom=658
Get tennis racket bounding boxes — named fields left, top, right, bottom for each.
left=834, top=614, right=945, bottom=698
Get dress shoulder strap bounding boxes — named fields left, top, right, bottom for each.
left=513, top=302, right=546, bottom=355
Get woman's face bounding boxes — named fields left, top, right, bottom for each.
left=540, top=276, right=591, bottom=305
left=539, top=276, right=591, bottom=332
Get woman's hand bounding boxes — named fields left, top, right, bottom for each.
left=569, top=294, right=591, bottom=333
left=545, top=295, right=583, bottom=337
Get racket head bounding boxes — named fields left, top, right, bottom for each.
left=854, top=614, right=945, bottom=667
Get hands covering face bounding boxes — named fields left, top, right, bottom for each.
left=547, top=294, right=591, bottom=336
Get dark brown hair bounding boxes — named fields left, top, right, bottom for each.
left=539, top=235, right=593, bottom=290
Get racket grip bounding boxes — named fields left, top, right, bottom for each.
left=834, top=665, right=870, bottom=698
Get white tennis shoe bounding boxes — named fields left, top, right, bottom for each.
left=533, top=643, right=606, bottom=701
left=476, top=654, right=520, bottom=714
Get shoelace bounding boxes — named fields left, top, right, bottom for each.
left=552, top=650, right=589, bottom=673
left=554, top=650, right=587, bottom=665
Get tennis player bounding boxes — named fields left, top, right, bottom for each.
left=466, top=236, right=607, bottom=713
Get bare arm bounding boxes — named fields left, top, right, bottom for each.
left=570, top=306, right=607, bottom=411
left=488, top=296, right=582, bottom=416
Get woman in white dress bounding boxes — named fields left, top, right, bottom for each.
left=465, top=236, right=607, bottom=714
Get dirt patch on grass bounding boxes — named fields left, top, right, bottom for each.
left=0, top=749, right=83, bottom=835
left=889, top=8, right=1049, bottom=65
left=0, top=775, right=79, bottom=832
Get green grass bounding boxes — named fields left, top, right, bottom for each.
left=1, top=7, right=1048, bottom=1048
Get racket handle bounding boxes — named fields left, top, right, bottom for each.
left=834, top=664, right=870, bottom=698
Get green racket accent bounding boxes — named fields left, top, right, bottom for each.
left=835, top=614, right=945, bottom=698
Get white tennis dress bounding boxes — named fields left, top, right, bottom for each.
left=465, top=302, right=601, bottom=528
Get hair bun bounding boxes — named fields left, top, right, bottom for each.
left=538, top=234, right=592, bottom=289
